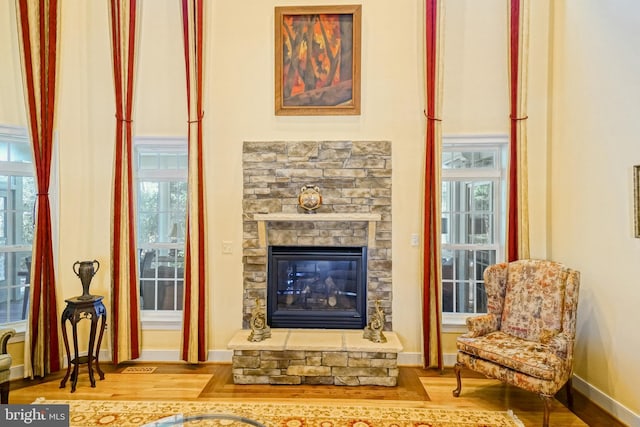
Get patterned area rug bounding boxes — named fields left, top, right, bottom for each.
left=33, top=398, right=525, bottom=427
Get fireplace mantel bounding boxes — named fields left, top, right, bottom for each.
left=253, top=213, right=382, bottom=248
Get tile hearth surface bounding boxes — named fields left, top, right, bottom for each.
left=228, top=329, right=403, bottom=352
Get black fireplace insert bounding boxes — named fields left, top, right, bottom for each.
left=267, top=246, right=367, bottom=329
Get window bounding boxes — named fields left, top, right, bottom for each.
left=441, top=135, right=507, bottom=326
left=135, top=137, right=187, bottom=321
left=0, top=125, right=35, bottom=327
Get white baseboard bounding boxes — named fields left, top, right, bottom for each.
left=134, top=349, right=234, bottom=363
left=397, top=351, right=422, bottom=366
left=396, top=351, right=456, bottom=367
left=208, top=349, right=233, bottom=363
left=572, top=374, right=640, bottom=427
left=9, top=365, right=23, bottom=381
left=97, top=349, right=233, bottom=363
left=443, top=352, right=457, bottom=367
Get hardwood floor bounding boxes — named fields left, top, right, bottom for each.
left=8, top=363, right=624, bottom=427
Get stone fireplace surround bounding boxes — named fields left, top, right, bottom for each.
left=235, top=141, right=396, bottom=385
left=242, top=140, right=392, bottom=327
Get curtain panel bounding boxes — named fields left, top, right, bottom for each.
left=422, top=0, right=445, bottom=369
left=108, top=0, right=141, bottom=364
left=16, top=0, right=61, bottom=378
left=507, top=0, right=530, bottom=261
left=180, top=0, right=208, bottom=363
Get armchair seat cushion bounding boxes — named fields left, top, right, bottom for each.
left=457, top=331, right=562, bottom=381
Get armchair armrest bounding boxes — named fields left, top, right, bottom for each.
left=464, top=314, right=499, bottom=337
left=0, top=329, right=16, bottom=354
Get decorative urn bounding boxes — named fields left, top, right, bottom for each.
left=298, top=185, right=322, bottom=213
left=73, top=260, right=100, bottom=300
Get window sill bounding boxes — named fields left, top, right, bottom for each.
left=141, top=311, right=182, bottom=330
left=4, top=315, right=184, bottom=334
left=442, top=313, right=472, bottom=333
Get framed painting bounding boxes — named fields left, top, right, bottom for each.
left=635, top=165, right=640, bottom=237
left=275, top=5, right=361, bottom=116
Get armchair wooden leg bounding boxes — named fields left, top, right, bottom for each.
left=540, top=394, right=552, bottom=427
left=565, top=377, right=574, bottom=409
left=0, top=382, right=9, bottom=404
left=452, top=362, right=463, bottom=397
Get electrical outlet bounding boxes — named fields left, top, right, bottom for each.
left=222, top=240, right=233, bottom=254
left=411, top=233, right=419, bottom=246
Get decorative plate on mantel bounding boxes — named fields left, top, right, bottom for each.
left=298, top=185, right=322, bottom=212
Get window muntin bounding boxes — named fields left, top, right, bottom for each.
left=441, top=136, right=506, bottom=323
left=0, top=126, right=35, bottom=326
left=135, top=138, right=187, bottom=315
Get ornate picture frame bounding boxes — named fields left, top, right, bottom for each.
left=275, top=5, right=362, bottom=116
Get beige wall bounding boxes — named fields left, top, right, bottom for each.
left=0, top=2, right=26, bottom=125
left=549, top=0, right=640, bottom=415
left=2, top=0, right=638, bottom=419
left=0, top=0, right=547, bottom=361
left=0, top=0, right=545, bottom=357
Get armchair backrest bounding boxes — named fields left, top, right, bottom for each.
left=483, top=259, right=580, bottom=343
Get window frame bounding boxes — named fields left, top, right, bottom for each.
left=134, top=136, right=187, bottom=329
left=441, top=134, right=507, bottom=331
left=0, top=124, right=58, bottom=337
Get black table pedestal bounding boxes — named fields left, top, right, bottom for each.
left=59, top=295, right=107, bottom=392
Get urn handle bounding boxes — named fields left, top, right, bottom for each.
left=73, top=260, right=100, bottom=277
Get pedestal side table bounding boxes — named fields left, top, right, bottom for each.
left=59, top=295, right=107, bottom=392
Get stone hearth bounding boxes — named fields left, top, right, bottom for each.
left=229, top=329, right=402, bottom=386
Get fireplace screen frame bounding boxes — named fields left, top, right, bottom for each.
left=267, top=245, right=367, bottom=329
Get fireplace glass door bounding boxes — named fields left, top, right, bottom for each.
left=267, top=246, right=367, bottom=329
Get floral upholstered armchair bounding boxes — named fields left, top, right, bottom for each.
left=0, top=328, right=15, bottom=404
left=452, top=259, right=580, bottom=427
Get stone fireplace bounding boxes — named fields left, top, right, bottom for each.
left=242, top=141, right=392, bottom=330
left=234, top=141, right=398, bottom=386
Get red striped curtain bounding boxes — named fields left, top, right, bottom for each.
left=108, top=0, right=141, bottom=364
left=16, top=0, right=61, bottom=378
left=180, top=0, right=208, bottom=362
left=507, top=0, right=530, bottom=261
left=422, top=0, right=445, bottom=369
